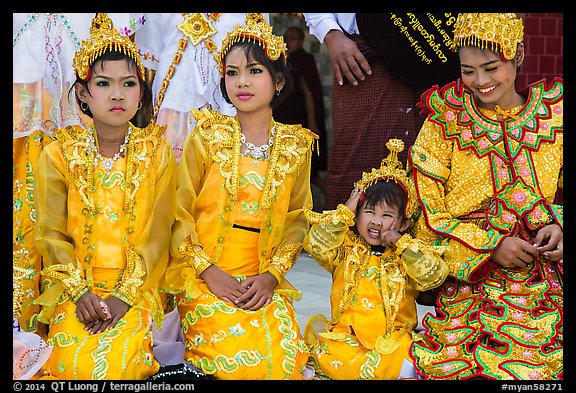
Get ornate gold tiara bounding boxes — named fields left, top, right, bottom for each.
left=452, top=13, right=524, bottom=61
left=72, top=13, right=145, bottom=81
left=354, top=139, right=418, bottom=219
left=215, top=13, right=287, bottom=76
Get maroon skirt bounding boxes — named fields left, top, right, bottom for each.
left=326, top=61, right=426, bottom=210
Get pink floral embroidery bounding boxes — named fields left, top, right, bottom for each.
left=522, top=350, right=534, bottom=359
left=498, top=168, right=508, bottom=179
left=513, top=312, right=524, bottom=321
left=532, top=209, right=542, bottom=219
left=517, top=297, right=528, bottom=306
left=523, top=331, right=535, bottom=340
left=442, top=364, right=454, bottom=372
left=519, top=167, right=531, bottom=178
left=478, top=139, right=489, bottom=149
left=515, top=155, right=527, bottom=164
left=446, top=333, right=457, bottom=343
left=545, top=266, right=555, bottom=274
left=541, top=122, right=550, bottom=131
left=495, top=156, right=504, bottom=166
left=446, top=347, right=458, bottom=357
left=528, top=370, right=543, bottom=380
left=462, top=130, right=472, bottom=140
left=445, top=111, right=455, bottom=121
left=512, top=190, right=527, bottom=205
left=510, top=283, right=521, bottom=292
left=553, top=106, right=563, bottom=115
left=550, top=279, right=560, bottom=289
left=450, top=318, right=462, bottom=327
left=503, top=213, right=516, bottom=223
left=524, top=133, right=535, bottom=143
left=460, top=286, right=471, bottom=294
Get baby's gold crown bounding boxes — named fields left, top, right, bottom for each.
left=354, top=139, right=418, bottom=219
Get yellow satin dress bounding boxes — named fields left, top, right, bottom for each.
left=13, top=132, right=53, bottom=338
left=176, top=156, right=309, bottom=379
left=32, top=124, right=176, bottom=379
left=165, top=109, right=317, bottom=379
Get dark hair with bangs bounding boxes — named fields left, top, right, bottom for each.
left=219, top=41, right=294, bottom=109
left=69, top=50, right=152, bottom=127
left=363, top=180, right=408, bottom=218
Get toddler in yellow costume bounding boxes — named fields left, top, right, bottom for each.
left=303, top=139, right=448, bottom=379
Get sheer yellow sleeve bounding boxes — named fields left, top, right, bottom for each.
left=394, top=233, right=449, bottom=291
left=302, top=204, right=355, bottom=275
left=164, top=129, right=213, bottom=295
left=114, top=141, right=177, bottom=308
left=33, top=143, right=89, bottom=302
left=263, top=132, right=316, bottom=283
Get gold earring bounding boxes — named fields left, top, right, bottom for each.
left=80, top=101, right=88, bottom=111
left=137, top=101, right=143, bottom=110
left=275, top=89, right=281, bottom=96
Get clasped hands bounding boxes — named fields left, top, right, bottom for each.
left=201, top=265, right=278, bottom=311
left=76, top=292, right=130, bottom=334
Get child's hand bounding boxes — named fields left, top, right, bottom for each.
left=76, top=291, right=110, bottom=324
left=84, top=296, right=129, bottom=335
left=345, top=186, right=363, bottom=214
left=201, top=265, right=247, bottom=305
left=380, top=217, right=402, bottom=246
left=236, top=272, right=278, bottom=311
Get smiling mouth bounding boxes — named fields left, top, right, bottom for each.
left=478, top=85, right=497, bottom=94
left=368, top=229, right=381, bottom=238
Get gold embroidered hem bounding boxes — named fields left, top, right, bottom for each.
left=39, top=299, right=158, bottom=379
left=40, top=264, right=88, bottom=302
left=177, top=287, right=309, bottom=379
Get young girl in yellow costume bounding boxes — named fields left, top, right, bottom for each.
left=409, top=13, right=563, bottom=380
left=13, top=12, right=145, bottom=340
left=303, top=139, right=448, bottom=380
left=31, top=13, right=177, bottom=379
left=163, top=13, right=317, bottom=380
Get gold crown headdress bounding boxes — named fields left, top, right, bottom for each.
left=452, top=13, right=524, bottom=61
left=72, top=13, right=145, bottom=81
left=354, top=139, right=418, bottom=219
left=215, top=13, right=287, bottom=76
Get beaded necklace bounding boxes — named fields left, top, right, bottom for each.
left=240, top=123, right=275, bottom=166
left=86, top=126, right=132, bottom=174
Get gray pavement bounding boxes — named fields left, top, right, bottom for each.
left=287, top=252, right=437, bottom=335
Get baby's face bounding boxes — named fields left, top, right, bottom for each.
left=355, top=200, right=404, bottom=246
